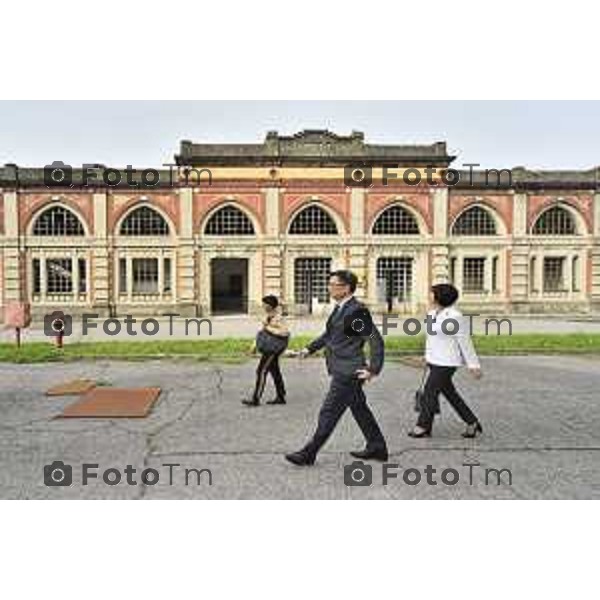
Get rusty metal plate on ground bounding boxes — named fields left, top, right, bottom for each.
left=58, top=387, right=161, bottom=418
left=46, top=379, right=97, bottom=396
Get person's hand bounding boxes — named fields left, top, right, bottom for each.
left=356, top=368, right=374, bottom=382
left=298, top=348, right=310, bottom=359
left=468, top=367, right=482, bottom=379
left=249, top=344, right=257, bottom=355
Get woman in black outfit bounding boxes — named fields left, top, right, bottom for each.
left=243, top=295, right=289, bottom=407
left=409, top=283, right=483, bottom=439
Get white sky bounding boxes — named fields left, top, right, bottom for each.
left=1, top=101, right=598, bottom=170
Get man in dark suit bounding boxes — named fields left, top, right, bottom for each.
left=285, top=270, right=388, bottom=466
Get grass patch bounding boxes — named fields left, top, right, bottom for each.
left=1, top=333, right=600, bottom=363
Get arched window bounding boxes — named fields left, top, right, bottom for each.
left=372, top=205, right=419, bottom=234
left=120, top=206, right=170, bottom=236
left=204, top=205, right=255, bottom=235
left=289, top=205, right=337, bottom=235
left=532, top=206, right=577, bottom=235
left=32, top=206, right=85, bottom=236
left=452, top=206, right=497, bottom=236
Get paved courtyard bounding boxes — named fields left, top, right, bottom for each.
left=1, top=355, right=599, bottom=499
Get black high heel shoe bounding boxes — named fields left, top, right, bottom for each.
left=408, top=427, right=432, bottom=438
left=462, top=421, right=483, bottom=438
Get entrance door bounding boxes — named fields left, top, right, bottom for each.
left=210, top=258, right=248, bottom=314
left=376, top=257, right=414, bottom=312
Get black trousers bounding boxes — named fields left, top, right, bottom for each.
left=302, top=375, right=387, bottom=458
left=252, top=352, right=286, bottom=402
left=416, top=364, right=478, bottom=430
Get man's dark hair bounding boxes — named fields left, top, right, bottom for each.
left=431, top=283, right=459, bottom=307
left=330, top=269, right=358, bottom=293
left=262, top=294, right=279, bottom=309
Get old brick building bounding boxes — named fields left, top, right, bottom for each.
left=1, top=130, right=599, bottom=319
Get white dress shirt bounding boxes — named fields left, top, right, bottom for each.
left=333, top=294, right=354, bottom=311
left=425, top=306, right=480, bottom=369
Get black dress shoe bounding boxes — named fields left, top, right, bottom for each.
left=350, top=448, right=389, bottom=462
left=266, top=397, right=287, bottom=405
left=407, top=428, right=432, bottom=438
left=284, top=451, right=315, bottom=466
left=462, top=421, right=483, bottom=438
left=242, top=398, right=259, bottom=407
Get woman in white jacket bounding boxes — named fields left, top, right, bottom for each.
left=409, top=283, right=483, bottom=439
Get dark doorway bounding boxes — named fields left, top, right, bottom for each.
left=210, top=258, right=248, bottom=314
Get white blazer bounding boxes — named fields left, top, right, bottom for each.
left=424, top=306, right=480, bottom=369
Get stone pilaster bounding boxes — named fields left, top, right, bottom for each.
left=177, top=187, right=197, bottom=315
left=3, top=191, right=22, bottom=302
left=510, top=193, right=530, bottom=302
left=91, top=192, right=110, bottom=312
left=591, top=193, right=600, bottom=302
left=263, top=187, right=284, bottom=299
left=349, top=188, right=368, bottom=301
left=431, top=187, right=449, bottom=284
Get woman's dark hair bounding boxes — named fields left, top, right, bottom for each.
left=330, top=269, right=358, bottom=293
left=431, top=283, right=459, bottom=307
left=262, top=294, right=279, bottom=309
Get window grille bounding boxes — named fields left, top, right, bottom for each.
left=204, top=206, right=254, bottom=235
left=294, top=258, right=332, bottom=304
left=33, top=206, right=84, bottom=236
left=372, top=205, right=419, bottom=234
left=289, top=206, right=337, bottom=235
left=452, top=206, right=497, bottom=236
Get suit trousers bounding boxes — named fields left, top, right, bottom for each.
left=303, top=375, right=387, bottom=458
left=416, top=364, right=477, bottom=430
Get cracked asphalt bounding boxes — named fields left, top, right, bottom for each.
left=1, top=355, right=599, bottom=499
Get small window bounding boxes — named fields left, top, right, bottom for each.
left=462, top=257, right=486, bottom=293
left=163, top=257, right=172, bottom=293
left=32, top=259, right=41, bottom=294
left=449, top=257, right=457, bottom=284
left=543, top=257, right=566, bottom=292
left=132, top=258, right=159, bottom=295
left=78, top=258, right=87, bottom=293
left=530, top=257, right=538, bottom=293
left=492, top=256, right=499, bottom=292
left=572, top=256, right=580, bottom=292
left=46, top=258, right=73, bottom=294
left=119, top=258, right=127, bottom=294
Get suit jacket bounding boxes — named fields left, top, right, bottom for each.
left=306, top=296, right=384, bottom=378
